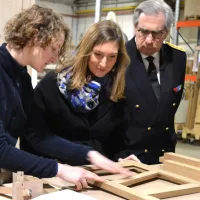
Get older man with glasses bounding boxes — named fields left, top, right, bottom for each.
left=115, top=0, right=186, bottom=165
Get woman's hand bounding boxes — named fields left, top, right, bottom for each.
left=87, top=151, right=133, bottom=176
left=118, top=154, right=141, bottom=163
left=57, top=163, right=104, bottom=191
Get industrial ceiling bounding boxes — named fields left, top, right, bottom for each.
left=39, top=0, right=183, bottom=10
left=39, top=0, right=143, bottom=7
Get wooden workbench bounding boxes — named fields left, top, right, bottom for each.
left=1, top=153, right=200, bottom=200
left=1, top=178, right=200, bottom=200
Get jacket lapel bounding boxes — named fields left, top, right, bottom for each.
left=151, top=44, right=174, bottom=123
left=126, top=38, right=158, bottom=111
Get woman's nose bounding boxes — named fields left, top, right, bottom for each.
left=50, top=56, right=57, bottom=63
left=50, top=57, right=56, bottom=63
left=100, top=57, right=107, bottom=68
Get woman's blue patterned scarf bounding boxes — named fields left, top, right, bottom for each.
left=58, top=72, right=105, bottom=113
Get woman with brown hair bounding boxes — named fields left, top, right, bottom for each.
left=21, top=20, right=139, bottom=169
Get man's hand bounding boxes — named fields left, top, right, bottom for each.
left=87, top=151, right=133, bottom=176
left=57, top=163, right=104, bottom=191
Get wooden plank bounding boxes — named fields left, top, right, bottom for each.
left=86, top=166, right=146, bottom=176
left=42, top=177, right=71, bottom=189
left=186, top=82, right=199, bottom=129
left=161, top=160, right=200, bottom=181
left=159, top=157, right=164, bottom=163
left=0, top=187, right=12, bottom=195
left=146, top=183, right=200, bottom=199
left=163, top=153, right=200, bottom=167
left=90, top=180, right=159, bottom=200
left=114, top=171, right=159, bottom=186
left=83, top=160, right=154, bottom=172
left=158, top=170, right=197, bottom=184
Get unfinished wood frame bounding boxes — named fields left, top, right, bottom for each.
left=86, top=155, right=200, bottom=200
left=40, top=155, right=200, bottom=200
left=1, top=153, right=200, bottom=200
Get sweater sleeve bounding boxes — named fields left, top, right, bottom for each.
left=23, top=71, right=92, bottom=166
left=0, top=74, right=57, bottom=178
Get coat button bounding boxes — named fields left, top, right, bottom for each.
left=172, top=103, right=176, bottom=107
left=165, top=127, right=169, bottom=131
left=147, top=127, right=151, bottom=131
left=135, top=104, right=140, bottom=108
left=144, top=149, right=148, bottom=153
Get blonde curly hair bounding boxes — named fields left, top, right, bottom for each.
left=4, top=4, right=71, bottom=65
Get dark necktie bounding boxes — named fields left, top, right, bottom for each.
left=146, top=56, right=160, bottom=101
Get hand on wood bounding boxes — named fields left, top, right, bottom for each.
left=87, top=151, right=133, bottom=176
left=56, top=163, right=104, bottom=190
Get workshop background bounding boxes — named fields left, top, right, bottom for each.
left=0, top=0, right=200, bottom=159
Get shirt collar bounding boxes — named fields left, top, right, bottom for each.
left=140, top=52, right=159, bottom=59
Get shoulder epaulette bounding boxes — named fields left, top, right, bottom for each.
left=165, top=42, right=185, bottom=52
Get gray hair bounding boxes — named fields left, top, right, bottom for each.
left=133, top=0, right=173, bottom=31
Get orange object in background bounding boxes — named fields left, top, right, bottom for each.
left=185, top=74, right=197, bottom=82
left=177, top=20, right=200, bottom=29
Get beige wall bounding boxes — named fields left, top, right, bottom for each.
left=0, top=0, right=35, bottom=42
left=0, top=0, right=74, bottom=87
left=0, top=0, right=36, bottom=82
left=184, top=0, right=200, bottom=18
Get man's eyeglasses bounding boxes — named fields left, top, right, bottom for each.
left=137, top=28, right=165, bottom=39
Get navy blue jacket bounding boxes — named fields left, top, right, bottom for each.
left=114, top=38, right=186, bottom=164
left=0, top=43, right=58, bottom=178
left=0, top=44, right=94, bottom=176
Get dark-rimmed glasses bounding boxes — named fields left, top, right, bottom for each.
left=137, top=27, right=165, bottom=39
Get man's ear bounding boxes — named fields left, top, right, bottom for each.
left=163, top=30, right=169, bottom=40
left=134, top=25, right=137, bottom=35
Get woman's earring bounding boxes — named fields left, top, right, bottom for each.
left=112, top=67, right=116, bottom=72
